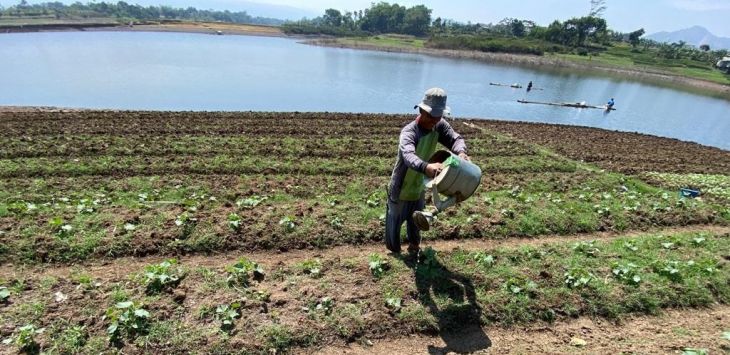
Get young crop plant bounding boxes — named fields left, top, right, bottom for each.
left=227, top=213, right=242, bottom=231
left=652, top=260, right=683, bottom=282
left=226, top=257, right=265, bottom=287
left=329, top=215, right=343, bottom=229
left=297, top=259, right=322, bottom=278
left=623, top=241, right=639, bottom=252
left=368, top=254, right=390, bottom=279
left=279, top=216, right=296, bottom=233
left=236, top=195, right=267, bottom=209
left=564, top=268, right=594, bottom=289
left=472, top=251, right=495, bottom=268
left=366, top=192, right=381, bottom=208
left=49, top=216, right=74, bottom=238
left=572, top=240, right=599, bottom=257
left=612, top=262, right=642, bottom=285
left=0, top=286, right=9, bottom=303
left=306, top=297, right=334, bottom=316
left=142, top=259, right=185, bottom=294
left=2, top=324, right=44, bottom=353
left=215, top=302, right=241, bottom=334
left=174, top=211, right=197, bottom=238
left=418, top=247, right=441, bottom=279
left=104, top=301, right=150, bottom=344
left=385, top=296, right=402, bottom=313
left=504, top=277, right=538, bottom=297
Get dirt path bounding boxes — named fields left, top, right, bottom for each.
left=3, top=224, right=727, bottom=281
left=313, top=305, right=730, bottom=354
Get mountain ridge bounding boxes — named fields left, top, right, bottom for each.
left=647, top=26, right=730, bottom=50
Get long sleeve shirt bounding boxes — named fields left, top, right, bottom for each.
left=388, top=119, right=467, bottom=202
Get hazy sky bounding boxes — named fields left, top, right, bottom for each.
left=12, top=0, right=730, bottom=37
left=264, top=0, right=730, bottom=36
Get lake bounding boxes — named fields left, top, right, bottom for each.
left=1, top=31, right=728, bottom=150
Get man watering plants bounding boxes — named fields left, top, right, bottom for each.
left=385, top=87, right=470, bottom=254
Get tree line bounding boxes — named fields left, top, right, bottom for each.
left=283, top=1, right=728, bottom=66
left=0, top=0, right=284, bottom=26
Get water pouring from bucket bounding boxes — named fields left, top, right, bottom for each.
left=413, top=150, right=482, bottom=231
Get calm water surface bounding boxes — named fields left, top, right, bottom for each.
left=1, top=31, right=728, bottom=150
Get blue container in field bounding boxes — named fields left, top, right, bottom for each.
left=679, top=188, right=701, bottom=198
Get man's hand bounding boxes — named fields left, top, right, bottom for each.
left=425, top=163, right=444, bottom=178
left=458, top=152, right=470, bottom=161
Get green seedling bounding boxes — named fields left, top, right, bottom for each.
left=236, top=195, right=267, bottom=209
left=227, top=213, right=242, bottom=231
left=0, top=286, right=9, bottom=302
left=366, top=192, right=380, bottom=207
left=329, top=215, right=343, bottom=229
left=472, top=252, right=495, bottom=268
left=226, top=258, right=265, bottom=287
left=612, top=262, right=642, bottom=285
left=692, top=237, right=706, bottom=246
left=2, top=324, right=44, bottom=352
left=623, top=241, right=639, bottom=251
left=504, top=277, right=538, bottom=297
left=722, top=331, right=730, bottom=340
left=143, top=259, right=184, bottom=294
left=49, top=216, right=74, bottom=238
left=306, top=297, right=333, bottom=316
left=298, top=259, right=322, bottom=278
left=105, top=301, right=150, bottom=343
left=279, top=216, right=296, bottom=233
left=682, top=348, right=708, bottom=355
left=572, top=240, right=599, bottom=257
left=368, top=254, right=389, bottom=279
left=174, top=212, right=197, bottom=238
left=652, top=260, right=682, bottom=282
left=564, top=268, right=593, bottom=289
left=215, top=302, right=241, bottom=334
left=385, top=297, right=402, bottom=312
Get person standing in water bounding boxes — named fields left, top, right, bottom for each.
left=607, top=98, right=615, bottom=109
left=385, top=87, right=469, bottom=254
left=527, top=81, right=533, bottom=92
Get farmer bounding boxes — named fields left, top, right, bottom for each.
left=607, top=97, right=615, bottom=109
left=385, top=87, right=469, bottom=254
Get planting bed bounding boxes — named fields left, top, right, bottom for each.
left=0, top=111, right=728, bottom=354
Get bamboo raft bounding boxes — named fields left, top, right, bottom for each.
left=517, top=99, right=616, bottom=110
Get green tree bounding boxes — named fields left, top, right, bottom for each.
left=402, top=5, right=431, bottom=36
left=323, top=8, right=343, bottom=27
left=359, top=2, right=406, bottom=33
left=628, top=28, right=645, bottom=48
left=510, top=19, right=526, bottom=37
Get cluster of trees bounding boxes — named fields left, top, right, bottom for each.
left=0, top=1, right=284, bottom=26
left=282, top=2, right=432, bottom=36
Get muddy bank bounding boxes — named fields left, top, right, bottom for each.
left=306, top=38, right=730, bottom=100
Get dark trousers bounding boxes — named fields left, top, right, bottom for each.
left=384, top=197, right=425, bottom=253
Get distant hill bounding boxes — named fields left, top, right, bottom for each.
left=647, top=26, right=730, bottom=50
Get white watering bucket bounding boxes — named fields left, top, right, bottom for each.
left=413, top=150, right=482, bottom=231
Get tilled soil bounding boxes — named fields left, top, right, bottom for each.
left=316, top=305, right=730, bottom=354
left=478, top=120, right=730, bottom=174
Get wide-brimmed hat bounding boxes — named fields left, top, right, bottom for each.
left=414, top=87, right=451, bottom=118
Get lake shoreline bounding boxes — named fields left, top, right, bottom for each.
left=304, top=38, right=730, bottom=99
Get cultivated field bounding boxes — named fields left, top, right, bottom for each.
left=0, top=111, right=728, bottom=354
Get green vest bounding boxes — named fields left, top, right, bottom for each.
left=399, top=131, right=439, bottom=201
